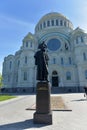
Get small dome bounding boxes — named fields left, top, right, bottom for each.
left=74, top=27, right=85, bottom=33
left=23, top=32, right=34, bottom=42
left=35, top=12, right=73, bottom=32
left=70, top=27, right=85, bottom=36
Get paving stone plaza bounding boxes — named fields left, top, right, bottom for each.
left=0, top=93, right=87, bottom=130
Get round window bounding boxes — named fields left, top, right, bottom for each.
left=47, top=38, right=61, bottom=51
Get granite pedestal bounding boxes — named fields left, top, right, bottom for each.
left=33, top=82, right=52, bottom=125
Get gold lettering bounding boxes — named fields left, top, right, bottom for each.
left=38, top=87, right=47, bottom=90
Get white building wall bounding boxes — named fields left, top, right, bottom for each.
left=2, top=12, right=87, bottom=92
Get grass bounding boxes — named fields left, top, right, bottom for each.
left=0, top=95, right=16, bottom=101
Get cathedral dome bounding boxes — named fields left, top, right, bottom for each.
left=35, top=12, right=73, bottom=33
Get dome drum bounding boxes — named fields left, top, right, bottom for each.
left=35, top=12, right=73, bottom=32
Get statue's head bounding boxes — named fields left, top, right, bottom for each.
left=38, top=41, right=47, bottom=51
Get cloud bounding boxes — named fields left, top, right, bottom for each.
left=0, top=14, right=35, bottom=30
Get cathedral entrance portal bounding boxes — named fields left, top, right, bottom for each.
left=52, top=71, right=59, bottom=87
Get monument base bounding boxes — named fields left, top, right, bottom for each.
left=33, top=81, right=52, bottom=125
left=34, top=112, right=52, bottom=125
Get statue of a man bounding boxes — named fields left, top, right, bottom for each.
left=34, top=41, right=49, bottom=81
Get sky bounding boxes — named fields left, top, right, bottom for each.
left=0, top=0, right=87, bottom=74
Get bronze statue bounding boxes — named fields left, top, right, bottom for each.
left=34, top=41, right=49, bottom=81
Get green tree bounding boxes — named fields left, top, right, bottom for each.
left=0, top=73, right=3, bottom=92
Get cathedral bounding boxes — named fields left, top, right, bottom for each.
left=2, top=12, right=87, bottom=93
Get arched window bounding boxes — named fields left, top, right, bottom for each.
left=30, top=42, right=32, bottom=47
left=43, top=22, right=46, bottom=28
left=69, top=57, right=72, bottom=64
left=76, top=37, right=79, bottom=44
left=26, top=41, right=28, bottom=47
left=16, top=74, right=18, bottom=82
left=38, top=26, right=39, bottom=31
left=81, top=36, right=84, bottom=43
left=40, top=24, right=42, bottom=29
left=51, top=20, right=54, bottom=26
left=65, top=43, right=68, bottom=50
left=64, top=21, right=66, bottom=26
left=68, top=22, right=69, bottom=27
left=18, top=60, right=20, bottom=67
left=52, top=71, right=58, bottom=87
left=61, top=57, right=64, bottom=65
left=9, top=61, right=12, bottom=69
left=66, top=71, right=71, bottom=80
left=8, top=75, right=10, bottom=82
left=53, top=58, right=56, bottom=64
left=83, top=52, right=86, bottom=61
left=60, top=20, right=63, bottom=26
left=25, top=56, right=27, bottom=64
left=47, top=20, right=50, bottom=26
left=56, top=19, right=58, bottom=26
left=24, top=72, right=27, bottom=81
left=85, top=70, right=87, bottom=79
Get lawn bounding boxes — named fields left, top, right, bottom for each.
left=0, top=95, right=16, bottom=101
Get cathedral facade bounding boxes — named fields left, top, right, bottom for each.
left=2, top=12, right=87, bottom=93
